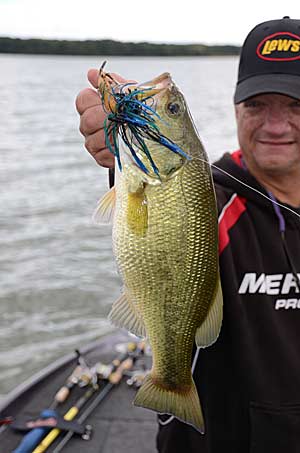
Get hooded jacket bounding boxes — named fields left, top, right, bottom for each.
left=157, top=150, right=300, bottom=453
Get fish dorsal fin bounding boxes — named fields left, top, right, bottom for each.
left=92, top=186, right=116, bottom=225
left=108, top=289, right=147, bottom=338
left=195, top=276, right=223, bottom=348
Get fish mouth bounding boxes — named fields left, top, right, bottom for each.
left=136, top=72, right=173, bottom=100
left=98, top=67, right=185, bottom=181
left=98, top=67, right=172, bottom=112
left=117, top=72, right=172, bottom=104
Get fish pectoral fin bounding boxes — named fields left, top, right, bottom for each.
left=92, top=186, right=116, bottom=225
left=134, top=374, right=205, bottom=434
left=195, top=276, right=223, bottom=348
left=127, top=189, right=148, bottom=236
left=108, top=291, right=147, bottom=338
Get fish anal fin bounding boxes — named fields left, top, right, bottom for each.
left=134, top=374, right=204, bottom=433
left=93, top=186, right=116, bottom=225
left=195, top=276, right=223, bottom=348
left=108, top=291, right=147, bottom=338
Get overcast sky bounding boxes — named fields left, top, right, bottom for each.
left=0, top=0, right=299, bottom=45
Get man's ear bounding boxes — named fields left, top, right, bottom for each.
left=234, top=104, right=239, bottom=120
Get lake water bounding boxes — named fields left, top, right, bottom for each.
left=0, top=54, right=239, bottom=398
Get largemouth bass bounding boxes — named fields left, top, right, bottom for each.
left=96, top=70, right=223, bottom=433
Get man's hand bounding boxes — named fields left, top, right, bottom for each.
left=76, top=69, right=131, bottom=168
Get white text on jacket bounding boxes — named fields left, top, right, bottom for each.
left=238, top=273, right=300, bottom=295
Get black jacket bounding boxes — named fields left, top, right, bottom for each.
left=157, top=151, right=300, bottom=453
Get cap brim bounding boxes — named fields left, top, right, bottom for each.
left=234, top=73, right=300, bottom=104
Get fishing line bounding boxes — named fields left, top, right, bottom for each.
left=0, top=425, right=8, bottom=435
left=99, top=65, right=300, bottom=222
left=191, top=156, right=300, bottom=221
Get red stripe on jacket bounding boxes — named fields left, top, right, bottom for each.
left=218, top=193, right=247, bottom=254
left=230, top=149, right=243, bottom=167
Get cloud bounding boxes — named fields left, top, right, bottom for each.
left=0, top=0, right=299, bottom=45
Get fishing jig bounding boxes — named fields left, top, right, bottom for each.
left=98, top=62, right=190, bottom=177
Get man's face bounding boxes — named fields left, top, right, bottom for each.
left=235, top=93, right=300, bottom=176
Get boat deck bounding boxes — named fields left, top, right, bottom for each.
left=0, top=330, right=158, bottom=452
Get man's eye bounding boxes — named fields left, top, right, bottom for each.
left=244, top=100, right=263, bottom=108
left=290, top=100, right=300, bottom=108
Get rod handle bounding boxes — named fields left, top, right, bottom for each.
left=12, top=410, right=57, bottom=453
left=109, top=357, right=133, bottom=384
left=54, top=386, right=70, bottom=403
left=32, top=407, right=79, bottom=453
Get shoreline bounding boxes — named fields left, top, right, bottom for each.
left=0, top=36, right=240, bottom=57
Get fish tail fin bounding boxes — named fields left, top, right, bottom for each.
left=134, top=374, right=204, bottom=433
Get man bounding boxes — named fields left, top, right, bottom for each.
left=76, top=17, right=300, bottom=452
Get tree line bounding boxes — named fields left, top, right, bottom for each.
left=0, top=37, right=240, bottom=56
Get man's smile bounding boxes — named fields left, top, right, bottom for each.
left=257, top=140, right=296, bottom=146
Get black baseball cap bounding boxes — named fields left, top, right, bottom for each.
left=234, top=16, right=300, bottom=103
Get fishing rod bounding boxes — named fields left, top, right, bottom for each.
left=32, top=341, right=144, bottom=453
left=108, top=168, right=115, bottom=188
left=11, top=350, right=93, bottom=453
left=31, top=384, right=98, bottom=453
left=52, top=361, right=130, bottom=452
left=54, top=349, right=93, bottom=401
left=52, top=341, right=146, bottom=453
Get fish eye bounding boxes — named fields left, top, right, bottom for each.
left=166, top=102, right=181, bottom=115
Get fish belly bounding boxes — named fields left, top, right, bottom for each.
left=112, top=160, right=219, bottom=432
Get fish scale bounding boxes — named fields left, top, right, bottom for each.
left=114, top=154, right=217, bottom=389
left=97, top=71, right=223, bottom=432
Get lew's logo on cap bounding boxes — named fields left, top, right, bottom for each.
left=257, top=31, right=300, bottom=61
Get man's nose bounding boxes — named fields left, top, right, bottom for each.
left=262, top=106, right=292, bottom=135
